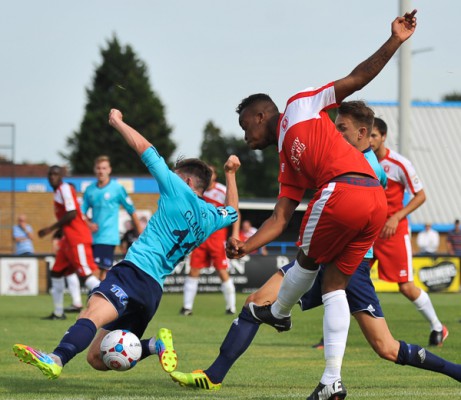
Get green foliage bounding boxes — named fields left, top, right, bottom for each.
left=63, top=36, right=175, bottom=174
left=3, top=293, right=461, bottom=399
left=442, top=92, right=461, bottom=102
left=199, top=121, right=279, bottom=197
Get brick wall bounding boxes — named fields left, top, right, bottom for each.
left=0, top=191, right=160, bottom=254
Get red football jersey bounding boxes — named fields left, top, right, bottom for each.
left=203, top=182, right=226, bottom=207
left=379, top=148, right=423, bottom=217
left=54, top=182, right=92, bottom=245
left=278, top=82, right=376, bottom=202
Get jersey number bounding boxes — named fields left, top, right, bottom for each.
left=166, top=229, right=194, bottom=259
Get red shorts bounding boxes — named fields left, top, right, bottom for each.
left=190, top=229, right=228, bottom=270
left=52, top=237, right=98, bottom=277
left=373, top=221, right=413, bottom=283
left=297, top=178, right=387, bottom=275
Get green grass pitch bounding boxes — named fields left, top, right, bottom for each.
left=1, top=292, right=461, bottom=399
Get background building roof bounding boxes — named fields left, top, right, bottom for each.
left=371, top=101, right=461, bottom=229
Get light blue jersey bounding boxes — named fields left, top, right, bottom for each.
left=81, top=179, right=135, bottom=246
left=126, top=147, right=238, bottom=288
left=363, top=146, right=387, bottom=258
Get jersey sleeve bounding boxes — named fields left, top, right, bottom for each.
left=399, top=159, right=423, bottom=195
left=212, top=205, right=239, bottom=231
left=81, top=187, right=90, bottom=214
left=60, top=184, right=78, bottom=212
left=118, top=184, right=136, bottom=214
left=141, top=146, right=186, bottom=197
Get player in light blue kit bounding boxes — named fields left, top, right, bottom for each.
left=13, top=108, right=241, bottom=380
left=82, top=155, right=142, bottom=280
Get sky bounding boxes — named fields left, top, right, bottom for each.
left=1, top=0, right=460, bottom=166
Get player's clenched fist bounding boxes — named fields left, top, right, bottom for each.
left=108, top=109, right=123, bottom=126
left=224, top=155, right=241, bottom=173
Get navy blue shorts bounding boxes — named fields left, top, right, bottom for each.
left=280, top=259, right=384, bottom=318
left=93, top=244, right=116, bottom=270
left=90, top=261, right=163, bottom=338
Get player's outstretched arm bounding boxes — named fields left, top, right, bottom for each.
left=108, top=109, right=152, bottom=156
left=334, top=10, right=417, bottom=103
left=227, top=196, right=298, bottom=259
left=223, top=155, right=240, bottom=212
left=224, top=155, right=241, bottom=240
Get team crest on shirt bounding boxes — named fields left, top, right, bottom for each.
left=104, top=192, right=111, bottom=200
left=290, top=137, right=306, bottom=172
left=281, top=116, right=289, bottom=131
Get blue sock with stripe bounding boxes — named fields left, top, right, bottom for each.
left=205, top=306, right=260, bottom=384
left=396, top=340, right=461, bottom=382
left=52, top=318, right=97, bottom=366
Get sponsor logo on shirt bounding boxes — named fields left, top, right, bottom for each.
left=290, top=137, right=306, bottom=172
left=218, top=208, right=228, bottom=217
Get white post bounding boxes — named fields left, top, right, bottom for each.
left=398, top=0, right=412, bottom=157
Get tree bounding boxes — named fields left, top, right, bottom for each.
left=442, top=92, right=461, bottom=102
left=199, top=121, right=279, bottom=197
left=63, top=36, right=175, bottom=174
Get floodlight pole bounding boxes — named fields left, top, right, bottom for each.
left=398, top=0, right=412, bottom=157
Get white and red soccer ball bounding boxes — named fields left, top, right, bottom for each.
left=100, top=329, right=142, bottom=371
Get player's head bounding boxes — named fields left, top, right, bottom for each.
left=370, top=117, right=388, bottom=153
left=94, top=155, right=112, bottom=183
left=236, top=94, right=279, bottom=150
left=241, top=220, right=253, bottom=232
left=174, top=158, right=212, bottom=195
left=47, top=165, right=63, bottom=189
left=335, top=101, right=374, bottom=151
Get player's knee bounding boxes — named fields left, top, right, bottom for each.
left=371, top=339, right=398, bottom=361
left=87, top=348, right=108, bottom=371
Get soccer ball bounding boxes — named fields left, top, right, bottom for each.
left=100, top=329, right=142, bottom=371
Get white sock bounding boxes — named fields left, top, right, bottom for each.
left=51, top=277, right=65, bottom=316
left=84, top=275, right=101, bottom=291
left=65, top=273, right=82, bottom=307
left=413, top=289, right=443, bottom=332
left=148, top=337, right=157, bottom=355
left=183, top=276, right=199, bottom=310
left=271, top=261, right=319, bottom=318
left=221, top=278, right=236, bottom=312
left=320, top=290, right=350, bottom=385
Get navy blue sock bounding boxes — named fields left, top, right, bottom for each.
left=396, top=340, right=461, bottom=382
left=52, top=318, right=97, bottom=366
left=140, top=338, right=155, bottom=361
left=205, top=306, right=260, bottom=384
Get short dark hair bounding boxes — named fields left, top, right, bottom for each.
left=338, top=101, right=375, bottom=136
left=48, top=165, right=63, bottom=175
left=174, top=158, right=212, bottom=193
left=236, top=93, right=276, bottom=115
left=373, top=117, right=388, bottom=136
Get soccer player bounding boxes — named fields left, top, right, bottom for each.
left=224, top=11, right=416, bottom=398
left=81, top=155, right=142, bottom=281
left=370, top=117, right=448, bottom=346
left=38, top=166, right=101, bottom=320
left=13, top=108, right=240, bottom=380
left=181, top=165, right=239, bottom=316
left=170, top=101, right=461, bottom=398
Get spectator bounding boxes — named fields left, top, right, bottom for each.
left=120, top=216, right=148, bottom=256
left=416, top=223, right=440, bottom=255
left=12, top=214, right=35, bottom=255
left=446, top=219, right=461, bottom=256
left=239, top=220, right=268, bottom=256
